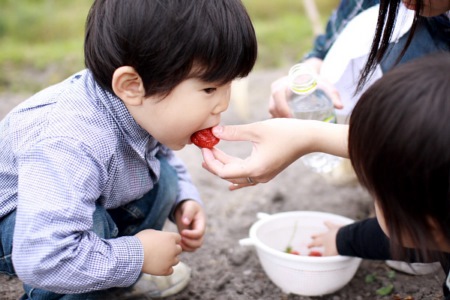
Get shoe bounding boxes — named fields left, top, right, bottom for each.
left=385, top=260, right=441, bottom=275
left=107, top=262, right=191, bottom=299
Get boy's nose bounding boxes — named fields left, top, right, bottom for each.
left=212, top=86, right=231, bottom=115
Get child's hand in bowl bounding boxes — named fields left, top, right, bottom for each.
left=308, top=221, right=343, bottom=256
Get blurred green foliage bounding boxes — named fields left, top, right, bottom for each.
left=0, top=0, right=91, bottom=92
left=243, top=0, right=338, bottom=67
left=0, top=0, right=338, bottom=93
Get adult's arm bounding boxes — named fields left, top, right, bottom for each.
left=201, top=119, right=348, bottom=189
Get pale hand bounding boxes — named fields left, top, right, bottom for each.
left=268, top=57, right=342, bottom=118
left=201, top=118, right=317, bottom=190
left=174, top=200, right=206, bottom=252
left=135, top=229, right=182, bottom=275
left=308, top=221, right=343, bottom=256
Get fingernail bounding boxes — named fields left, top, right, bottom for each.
left=212, top=125, right=223, bottom=135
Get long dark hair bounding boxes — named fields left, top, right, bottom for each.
left=356, top=0, right=424, bottom=92
left=84, top=0, right=257, bottom=97
left=349, top=52, right=450, bottom=260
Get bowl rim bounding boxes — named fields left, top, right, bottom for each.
left=248, top=210, right=360, bottom=263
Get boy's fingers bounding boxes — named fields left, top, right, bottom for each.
left=307, top=235, right=323, bottom=248
left=323, top=221, right=343, bottom=230
left=169, top=232, right=182, bottom=244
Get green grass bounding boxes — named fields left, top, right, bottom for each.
left=0, top=0, right=338, bottom=93
left=243, top=0, right=339, bottom=68
left=0, top=0, right=90, bottom=92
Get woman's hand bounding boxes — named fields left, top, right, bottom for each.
left=201, top=119, right=349, bottom=190
left=201, top=118, right=316, bottom=190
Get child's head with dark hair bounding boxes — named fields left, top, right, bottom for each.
left=349, top=52, right=450, bottom=260
left=84, top=0, right=258, bottom=151
left=84, top=0, right=257, bottom=97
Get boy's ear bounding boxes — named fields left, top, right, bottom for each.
left=112, top=66, right=146, bottom=106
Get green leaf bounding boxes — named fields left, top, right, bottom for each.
left=365, top=274, right=376, bottom=283
left=387, top=270, right=396, bottom=279
left=376, top=284, right=394, bottom=296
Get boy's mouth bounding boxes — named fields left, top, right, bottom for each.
left=190, top=127, right=220, bottom=149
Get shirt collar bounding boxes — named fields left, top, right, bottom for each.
left=87, top=70, right=152, bottom=156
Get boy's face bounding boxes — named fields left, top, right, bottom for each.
left=131, top=78, right=231, bottom=150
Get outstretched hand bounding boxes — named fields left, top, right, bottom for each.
left=308, top=221, right=343, bottom=256
left=201, top=118, right=315, bottom=190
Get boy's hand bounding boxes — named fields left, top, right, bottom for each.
left=135, top=229, right=182, bottom=275
left=307, top=221, right=343, bottom=256
left=174, top=200, right=206, bottom=252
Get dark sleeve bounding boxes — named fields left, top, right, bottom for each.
left=337, top=217, right=447, bottom=262
left=336, top=217, right=392, bottom=259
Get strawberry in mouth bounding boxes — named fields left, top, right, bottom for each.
left=190, top=127, right=220, bottom=149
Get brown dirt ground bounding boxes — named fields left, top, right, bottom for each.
left=0, top=70, right=445, bottom=300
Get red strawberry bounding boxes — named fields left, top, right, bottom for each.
left=308, top=250, right=322, bottom=257
left=191, top=127, right=220, bottom=149
left=285, top=247, right=300, bottom=255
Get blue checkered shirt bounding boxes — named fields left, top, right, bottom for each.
left=0, top=70, right=201, bottom=293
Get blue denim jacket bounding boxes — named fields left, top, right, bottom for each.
left=304, top=0, right=450, bottom=71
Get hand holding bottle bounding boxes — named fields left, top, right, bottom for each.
left=284, top=62, right=342, bottom=173
left=269, top=57, right=342, bottom=118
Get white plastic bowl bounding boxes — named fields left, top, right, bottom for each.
left=240, top=211, right=362, bottom=296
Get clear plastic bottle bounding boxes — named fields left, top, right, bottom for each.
left=287, top=63, right=342, bottom=173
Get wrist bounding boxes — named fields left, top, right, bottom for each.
left=301, top=121, right=348, bottom=158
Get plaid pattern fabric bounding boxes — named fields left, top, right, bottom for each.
left=0, top=70, right=200, bottom=293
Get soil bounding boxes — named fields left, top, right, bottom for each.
left=0, top=70, right=445, bottom=300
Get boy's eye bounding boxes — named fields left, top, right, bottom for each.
left=203, top=88, right=216, bottom=94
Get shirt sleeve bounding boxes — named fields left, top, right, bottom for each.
left=13, top=137, right=143, bottom=294
left=336, top=217, right=392, bottom=259
left=158, top=146, right=203, bottom=220
left=336, top=217, right=438, bottom=263
left=303, top=0, right=379, bottom=60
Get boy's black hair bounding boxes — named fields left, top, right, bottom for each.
left=349, top=52, right=450, bottom=261
left=84, top=0, right=257, bottom=97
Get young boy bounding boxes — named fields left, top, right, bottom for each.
left=201, top=53, right=450, bottom=298
left=0, top=0, right=257, bottom=299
